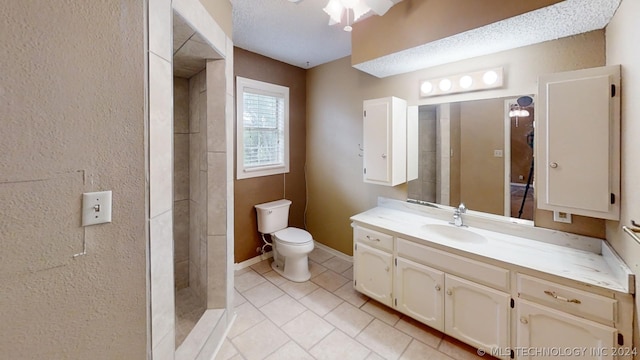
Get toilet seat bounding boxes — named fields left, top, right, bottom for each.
left=274, top=227, right=312, bottom=245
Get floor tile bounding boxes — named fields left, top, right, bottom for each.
left=281, top=310, right=334, bottom=350
left=311, top=270, right=349, bottom=292
left=260, top=294, right=307, bottom=326
left=214, top=339, right=239, bottom=360
left=242, top=281, right=284, bottom=308
left=310, top=329, right=371, bottom=360
left=400, top=339, right=454, bottom=360
left=324, top=302, right=374, bottom=337
left=394, top=316, right=443, bottom=349
left=234, top=270, right=266, bottom=292
left=356, top=319, right=412, bottom=360
left=309, top=260, right=328, bottom=278
left=227, top=302, right=266, bottom=339
left=341, top=266, right=354, bottom=280
left=262, top=270, right=288, bottom=286
left=438, top=336, right=492, bottom=360
left=334, top=282, right=368, bottom=307
left=299, top=287, right=343, bottom=316
left=249, top=259, right=273, bottom=274
left=365, top=353, right=385, bottom=360
left=233, top=289, right=247, bottom=307
left=264, top=340, right=314, bottom=360
left=308, top=247, right=334, bottom=263
left=279, top=279, right=319, bottom=299
left=231, top=320, right=290, bottom=360
left=361, top=299, right=401, bottom=326
left=322, top=256, right=353, bottom=273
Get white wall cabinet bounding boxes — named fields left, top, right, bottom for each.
left=537, top=65, right=620, bottom=220
left=362, top=96, right=409, bottom=186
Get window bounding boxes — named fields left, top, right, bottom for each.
left=236, top=76, right=289, bottom=179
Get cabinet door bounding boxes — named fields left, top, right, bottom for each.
left=354, top=241, right=393, bottom=306
left=517, top=299, right=617, bottom=360
left=395, top=257, right=444, bottom=331
left=444, top=274, right=510, bottom=355
left=537, top=65, right=620, bottom=220
left=363, top=97, right=407, bottom=186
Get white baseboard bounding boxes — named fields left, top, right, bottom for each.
left=313, top=241, right=353, bottom=263
left=234, top=251, right=273, bottom=271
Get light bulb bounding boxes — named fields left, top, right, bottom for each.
left=459, top=75, right=473, bottom=89
left=483, top=70, right=498, bottom=85
left=439, top=79, right=452, bottom=91
left=420, top=81, right=433, bottom=95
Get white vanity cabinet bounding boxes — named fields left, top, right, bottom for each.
left=515, top=274, right=629, bottom=360
left=395, top=257, right=444, bottom=331
left=362, top=96, right=408, bottom=186
left=537, top=65, right=621, bottom=220
left=353, top=226, right=393, bottom=306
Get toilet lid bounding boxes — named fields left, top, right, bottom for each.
left=274, top=227, right=312, bottom=245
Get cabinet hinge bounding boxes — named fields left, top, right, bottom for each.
left=394, top=298, right=397, bottom=306
left=354, top=280, right=357, bottom=287
left=363, top=168, right=367, bottom=174
left=510, top=298, right=515, bottom=308
left=510, top=349, right=515, bottom=359
left=611, top=193, right=616, bottom=204
left=394, top=258, right=397, bottom=266
left=364, top=110, right=367, bottom=117
left=618, top=333, right=624, bottom=346
left=611, top=84, right=616, bottom=97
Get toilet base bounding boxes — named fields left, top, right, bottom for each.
left=271, top=256, right=311, bottom=282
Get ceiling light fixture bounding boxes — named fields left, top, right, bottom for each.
left=323, top=0, right=394, bottom=32
left=419, top=67, right=504, bottom=97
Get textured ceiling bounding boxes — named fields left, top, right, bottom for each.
left=230, top=0, right=401, bottom=69
left=354, top=0, right=622, bottom=78
left=230, top=0, right=621, bottom=74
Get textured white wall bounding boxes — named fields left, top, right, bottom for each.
left=0, top=1, right=147, bottom=358
left=605, top=0, right=640, bottom=349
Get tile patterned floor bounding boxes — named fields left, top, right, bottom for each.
left=215, top=247, right=497, bottom=360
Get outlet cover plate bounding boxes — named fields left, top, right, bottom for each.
left=82, top=191, right=112, bottom=226
left=553, top=211, right=572, bottom=224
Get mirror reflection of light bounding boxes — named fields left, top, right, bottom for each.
left=483, top=70, right=498, bottom=85
left=439, top=78, right=452, bottom=91
left=420, top=81, right=433, bottom=94
left=459, top=75, right=473, bottom=89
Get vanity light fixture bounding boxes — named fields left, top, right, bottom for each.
left=419, top=67, right=504, bottom=97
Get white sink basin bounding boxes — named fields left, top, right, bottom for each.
left=421, top=224, right=488, bottom=244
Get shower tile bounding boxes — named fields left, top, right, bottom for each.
left=148, top=0, right=171, bottom=61
left=174, top=77, right=190, bottom=134
left=173, top=134, right=190, bottom=201
left=206, top=61, right=227, bottom=153
left=173, top=200, right=190, bottom=262
left=153, top=328, right=176, bottom=360
left=174, top=260, right=189, bottom=290
left=150, top=211, right=175, bottom=348
left=189, top=75, right=201, bottom=134
left=207, top=235, right=227, bottom=308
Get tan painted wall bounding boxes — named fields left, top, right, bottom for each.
left=233, top=48, right=307, bottom=263
left=352, top=0, right=563, bottom=64
left=0, top=1, right=146, bottom=358
left=307, top=30, right=606, bottom=255
left=605, top=0, right=640, bottom=350
left=200, top=0, right=232, bottom=37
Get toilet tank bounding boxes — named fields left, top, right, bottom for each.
left=255, top=199, right=292, bottom=234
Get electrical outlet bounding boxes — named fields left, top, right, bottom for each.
left=553, top=211, right=572, bottom=224
left=82, top=191, right=112, bottom=226
left=493, top=149, right=503, bottom=158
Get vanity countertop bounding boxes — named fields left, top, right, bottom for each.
left=351, top=202, right=634, bottom=294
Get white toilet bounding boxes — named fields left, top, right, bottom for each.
left=255, top=199, right=314, bottom=282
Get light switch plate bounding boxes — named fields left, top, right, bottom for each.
left=553, top=211, right=572, bottom=224
left=82, top=191, right=112, bottom=226
left=493, top=149, right=503, bottom=158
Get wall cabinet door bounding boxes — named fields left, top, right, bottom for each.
left=363, top=96, right=407, bottom=186
left=444, top=274, right=510, bottom=355
left=354, top=241, right=393, bottom=306
left=395, top=257, right=445, bottom=331
left=517, top=299, right=617, bottom=360
left=536, top=65, right=620, bottom=220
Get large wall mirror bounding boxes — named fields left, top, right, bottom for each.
left=408, top=96, right=535, bottom=223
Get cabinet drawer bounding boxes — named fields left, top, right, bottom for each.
left=354, top=226, right=393, bottom=252
left=397, top=238, right=509, bottom=291
left=517, top=274, right=617, bottom=325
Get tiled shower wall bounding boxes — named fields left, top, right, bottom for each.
left=407, top=106, right=437, bottom=202
left=188, top=69, right=208, bottom=306
left=174, top=77, right=190, bottom=291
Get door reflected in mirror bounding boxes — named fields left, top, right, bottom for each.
left=408, top=96, right=535, bottom=222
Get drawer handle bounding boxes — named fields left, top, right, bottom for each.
left=544, top=290, right=582, bottom=304
left=520, top=317, right=528, bottom=325
left=435, top=285, right=441, bottom=291
left=366, top=235, right=381, bottom=242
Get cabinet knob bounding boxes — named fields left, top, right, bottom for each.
left=385, top=266, right=390, bottom=272
left=381, top=154, right=387, bottom=159
left=435, top=285, right=441, bottom=291
left=549, top=162, right=558, bottom=168
left=446, top=289, right=452, bottom=296
left=520, top=317, right=528, bottom=325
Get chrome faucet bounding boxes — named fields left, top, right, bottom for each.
left=452, top=203, right=467, bottom=227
